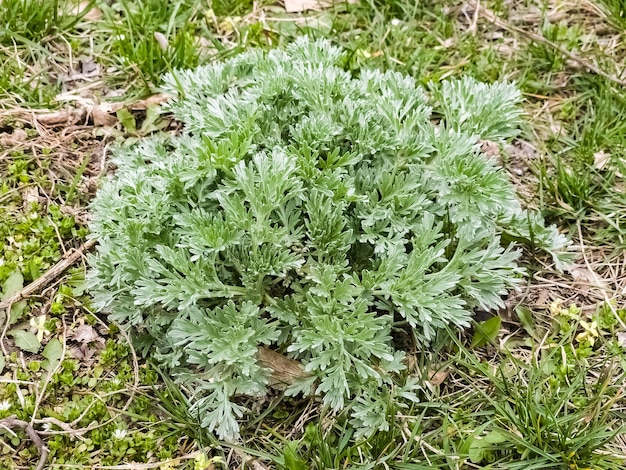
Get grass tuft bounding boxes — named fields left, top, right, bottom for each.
left=101, top=0, right=204, bottom=92
left=0, top=0, right=87, bottom=45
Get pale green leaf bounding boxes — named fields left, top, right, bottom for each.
left=9, top=300, right=27, bottom=327
left=484, top=429, right=507, bottom=444
left=10, top=330, right=41, bottom=353
left=283, top=442, right=307, bottom=470
left=2, top=271, right=23, bottom=301
left=116, top=108, right=136, bottom=134
left=515, top=306, right=537, bottom=339
left=468, top=437, right=487, bottom=463
left=42, top=339, right=63, bottom=371
left=140, top=105, right=166, bottom=134
left=471, top=315, right=501, bottom=349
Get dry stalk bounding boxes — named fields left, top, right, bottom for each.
left=0, top=415, right=49, bottom=470
left=0, top=239, right=96, bottom=312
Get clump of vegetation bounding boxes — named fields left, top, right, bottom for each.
left=105, top=0, right=201, bottom=90
left=0, top=0, right=81, bottom=45
left=87, top=37, right=570, bottom=439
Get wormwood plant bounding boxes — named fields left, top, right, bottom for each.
left=88, top=38, right=570, bottom=439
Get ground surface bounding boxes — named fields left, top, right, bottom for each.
left=1, top=0, right=626, bottom=468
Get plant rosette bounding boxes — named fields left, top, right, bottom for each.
left=88, top=37, right=570, bottom=439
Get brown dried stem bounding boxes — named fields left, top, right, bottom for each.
left=0, top=239, right=96, bottom=312
left=0, top=415, right=49, bottom=470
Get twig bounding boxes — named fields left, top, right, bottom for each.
left=113, top=320, right=140, bottom=414
left=51, top=450, right=202, bottom=469
left=34, top=417, right=87, bottom=441
left=0, top=239, right=96, bottom=312
left=467, top=0, right=626, bottom=87
left=0, top=415, right=49, bottom=470
left=469, top=0, right=480, bottom=35
left=234, top=448, right=269, bottom=470
left=30, top=317, right=68, bottom=427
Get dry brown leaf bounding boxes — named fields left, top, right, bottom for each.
left=22, top=187, right=40, bottom=206
left=70, top=325, right=102, bottom=345
left=80, top=57, right=100, bottom=76
left=256, top=346, right=311, bottom=390
left=569, top=264, right=610, bottom=291
left=130, top=93, right=170, bottom=110
left=72, top=1, right=103, bottom=21
left=479, top=140, right=502, bottom=166
left=284, top=0, right=358, bottom=13
left=154, top=32, right=169, bottom=51
left=405, top=354, right=418, bottom=373
left=0, top=128, right=28, bottom=147
left=593, top=150, right=610, bottom=170
left=60, top=205, right=91, bottom=225
left=91, top=103, right=118, bottom=127
left=34, top=108, right=85, bottom=127
left=428, top=370, right=448, bottom=386
left=30, top=94, right=168, bottom=129
left=68, top=344, right=100, bottom=366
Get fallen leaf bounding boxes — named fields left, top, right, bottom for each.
left=569, top=264, right=609, bottom=291
left=34, top=108, right=85, bottom=126
left=28, top=94, right=169, bottom=129
left=405, top=353, right=418, bottom=372
left=284, top=0, right=358, bottom=13
left=428, top=370, right=448, bottom=386
left=60, top=57, right=102, bottom=85
left=70, top=325, right=101, bottom=344
left=22, top=187, right=40, bottom=206
left=256, top=346, right=310, bottom=390
left=129, top=93, right=170, bottom=110
left=0, top=129, right=28, bottom=147
left=593, top=150, right=610, bottom=170
left=154, top=32, right=169, bottom=51
left=72, top=1, right=103, bottom=21
left=80, top=57, right=100, bottom=75
left=617, top=332, right=626, bottom=348
left=68, top=343, right=100, bottom=365
left=60, top=205, right=91, bottom=226
left=0, top=353, right=4, bottom=373
left=479, top=140, right=502, bottom=165
left=92, top=104, right=118, bottom=127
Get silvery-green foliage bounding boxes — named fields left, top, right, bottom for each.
left=88, top=37, right=570, bottom=439
left=432, top=76, right=524, bottom=143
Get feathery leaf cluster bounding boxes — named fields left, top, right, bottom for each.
left=88, top=38, right=570, bottom=439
